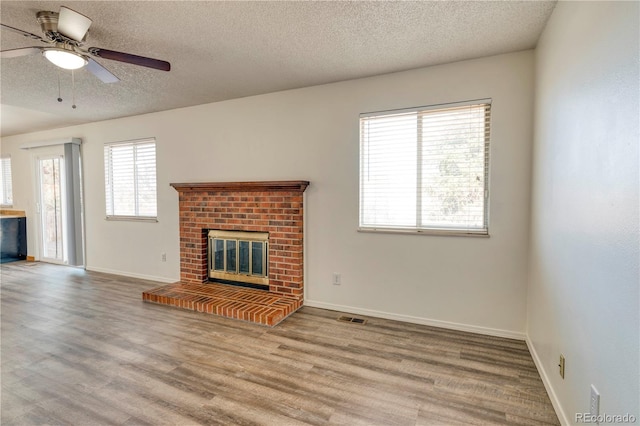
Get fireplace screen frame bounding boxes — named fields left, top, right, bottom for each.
left=208, top=230, right=269, bottom=286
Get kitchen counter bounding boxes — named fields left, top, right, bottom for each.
left=0, top=209, right=26, bottom=218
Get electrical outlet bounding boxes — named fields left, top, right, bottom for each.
left=161, top=253, right=167, bottom=262
left=590, top=385, right=600, bottom=418
left=332, top=273, right=341, bottom=285
left=559, top=354, right=565, bottom=379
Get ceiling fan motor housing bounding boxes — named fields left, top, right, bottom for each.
left=36, top=11, right=58, bottom=34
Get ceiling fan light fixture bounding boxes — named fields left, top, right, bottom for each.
left=43, top=48, right=87, bottom=70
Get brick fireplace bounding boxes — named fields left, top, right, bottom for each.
left=142, top=181, right=309, bottom=326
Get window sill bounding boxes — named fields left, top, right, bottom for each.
left=358, top=227, right=489, bottom=238
left=106, top=216, right=158, bottom=223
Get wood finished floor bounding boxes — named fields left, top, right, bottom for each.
left=1, top=262, right=559, bottom=425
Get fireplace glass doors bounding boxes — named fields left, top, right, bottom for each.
left=208, top=230, right=268, bottom=288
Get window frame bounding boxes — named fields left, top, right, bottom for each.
left=0, top=155, right=14, bottom=207
left=358, top=99, right=491, bottom=237
left=103, top=138, right=158, bottom=222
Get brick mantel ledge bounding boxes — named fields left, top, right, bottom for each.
left=170, top=180, right=309, bottom=193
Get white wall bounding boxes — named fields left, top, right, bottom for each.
left=1, top=50, right=534, bottom=337
left=528, top=1, right=639, bottom=424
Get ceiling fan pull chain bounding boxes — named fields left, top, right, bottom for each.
left=71, top=69, right=77, bottom=109
left=57, top=72, right=62, bottom=102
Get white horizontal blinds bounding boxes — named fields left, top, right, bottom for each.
left=0, top=156, right=13, bottom=206
left=360, top=101, right=490, bottom=233
left=420, top=103, right=490, bottom=231
left=134, top=142, right=157, bottom=217
left=105, top=144, right=133, bottom=216
left=104, top=139, right=157, bottom=218
left=360, top=111, right=418, bottom=228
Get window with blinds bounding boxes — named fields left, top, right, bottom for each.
left=104, top=138, right=157, bottom=220
left=0, top=156, right=13, bottom=206
left=359, top=100, right=491, bottom=235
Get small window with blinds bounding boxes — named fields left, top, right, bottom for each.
left=0, top=156, right=13, bottom=207
left=359, top=100, right=491, bottom=235
left=104, top=138, right=157, bottom=221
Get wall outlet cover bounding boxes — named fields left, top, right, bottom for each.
left=332, top=273, right=341, bottom=285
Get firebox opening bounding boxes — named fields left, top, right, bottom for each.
left=208, top=230, right=269, bottom=290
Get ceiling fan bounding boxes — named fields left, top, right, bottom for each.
left=1, top=6, right=171, bottom=84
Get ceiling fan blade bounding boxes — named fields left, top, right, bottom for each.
left=1, top=23, right=44, bottom=41
left=57, top=6, right=92, bottom=42
left=89, top=47, right=170, bottom=71
left=1, top=47, right=42, bottom=59
left=86, top=58, right=119, bottom=84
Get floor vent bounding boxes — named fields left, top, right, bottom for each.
left=337, top=315, right=367, bottom=325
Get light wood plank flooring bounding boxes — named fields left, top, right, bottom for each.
left=1, top=262, right=559, bottom=425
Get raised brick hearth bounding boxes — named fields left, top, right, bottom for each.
left=142, top=282, right=300, bottom=326
left=142, top=180, right=309, bottom=326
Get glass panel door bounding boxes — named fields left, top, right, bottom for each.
left=38, top=156, right=66, bottom=263
left=251, top=241, right=264, bottom=276
left=238, top=241, right=250, bottom=274
left=225, top=240, right=237, bottom=273
left=214, top=239, right=225, bottom=271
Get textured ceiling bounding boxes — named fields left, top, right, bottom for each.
left=0, top=1, right=556, bottom=137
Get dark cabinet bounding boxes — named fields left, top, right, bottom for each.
left=1, top=217, right=27, bottom=263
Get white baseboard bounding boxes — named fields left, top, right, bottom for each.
left=303, top=299, right=526, bottom=340
left=85, top=266, right=177, bottom=284
left=526, top=336, right=569, bottom=425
